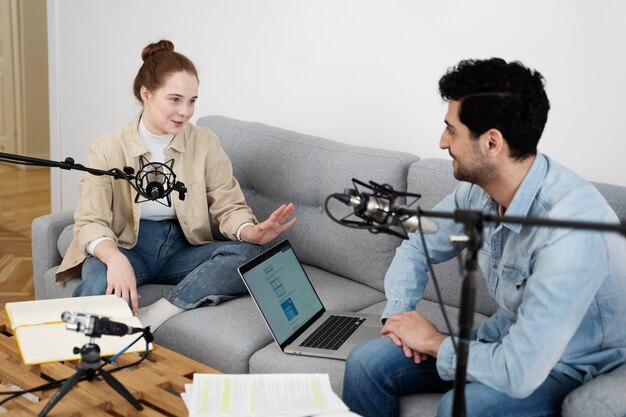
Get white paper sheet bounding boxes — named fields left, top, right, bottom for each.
left=185, top=373, right=357, bottom=417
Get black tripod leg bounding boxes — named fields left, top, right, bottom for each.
left=39, top=368, right=86, bottom=417
left=97, top=368, right=143, bottom=410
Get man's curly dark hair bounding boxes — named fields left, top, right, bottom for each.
left=438, top=58, right=550, bottom=160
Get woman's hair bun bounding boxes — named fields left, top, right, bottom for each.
left=141, top=39, right=175, bottom=62
left=133, top=39, right=198, bottom=103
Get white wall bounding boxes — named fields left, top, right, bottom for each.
left=48, top=0, right=626, bottom=212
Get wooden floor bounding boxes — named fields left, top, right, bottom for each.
left=0, top=163, right=51, bottom=305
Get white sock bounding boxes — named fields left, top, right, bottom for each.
left=138, top=298, right=185, bottom=332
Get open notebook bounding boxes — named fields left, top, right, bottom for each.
left=4, top=295, right=151, bottom=365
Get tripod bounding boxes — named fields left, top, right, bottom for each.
left=39, top=341, right=142, bottom=417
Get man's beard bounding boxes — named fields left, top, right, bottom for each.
left=452, top=157, right=495, bottom=185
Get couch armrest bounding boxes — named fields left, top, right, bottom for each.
left=31, top=210, right=75, bottom=299
left=562, top=363, right=626, bottom=417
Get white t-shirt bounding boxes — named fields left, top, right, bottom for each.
left=87, top=118, right=174, bottom=254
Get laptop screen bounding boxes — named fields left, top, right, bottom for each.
left=239, top=240, right=325, bottom=347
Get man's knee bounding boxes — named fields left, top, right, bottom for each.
left=344, top=339, right=386, bottom=399
left=346, top=338, right=394, bottom=380
left=345, top=341, right=371, bottom=375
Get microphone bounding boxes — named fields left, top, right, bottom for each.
left=325, top=178, right=438, bottom=239
left=334, top=191, right=439, bottom=234
left=61, top=311, right=143, bottom=337
left=133, top=156, right=187, bottom=206
left=146, top=168, right=166, bottom=200
left=332, top=192, right=392, bottom=224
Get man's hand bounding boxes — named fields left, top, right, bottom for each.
left=93, top=240, right=140, bottom=316
left=382, top=310, right=447, bottom=363
left=240, top=203, right=298, bottom=245
left=385, top=331, right=431, bottom=364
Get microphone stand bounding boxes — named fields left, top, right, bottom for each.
left=415, top=208, right=626, bottom=417
left=0, top=151, right=133, bottom=179
left=0, top=151, right=186, bottom=202
left=446, top=210, right=483, bottom=417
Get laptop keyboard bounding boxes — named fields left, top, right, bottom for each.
left=300, top=315, right=365, bottom=350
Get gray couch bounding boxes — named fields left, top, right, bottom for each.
left=32, top=116, right=626, bottom=416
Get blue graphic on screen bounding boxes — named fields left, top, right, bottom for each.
left=242, top=246, right=323, bottom=344
left=281, top=298, right=299, bottom=321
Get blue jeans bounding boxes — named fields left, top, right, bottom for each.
left=74, top=219, right=266, bottom=309
left=343, top=337, right=581, bottom=417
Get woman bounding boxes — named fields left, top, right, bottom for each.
left=56, top=40, right=296, bottom=331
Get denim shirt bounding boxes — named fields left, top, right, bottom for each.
left=382, top=153, right=626, bottom=398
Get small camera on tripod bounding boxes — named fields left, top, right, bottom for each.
left=61, top=311, right=141, bottom=338
left=38, top=312, right=148, bottom=417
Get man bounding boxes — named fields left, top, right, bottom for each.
left=342, top=58, right=626, bottom=417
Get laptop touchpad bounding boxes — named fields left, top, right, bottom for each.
left=349, top=324, right=382, bottom=344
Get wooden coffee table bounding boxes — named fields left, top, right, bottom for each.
left=0, top=308, right=220, bottom=416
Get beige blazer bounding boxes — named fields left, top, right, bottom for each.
left=56, top=118, right=257, bottom=282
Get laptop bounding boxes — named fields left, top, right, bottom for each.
left=238, top=239, right=383, bottom=360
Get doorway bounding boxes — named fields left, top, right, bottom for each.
left=0, top=0, right=50, bottom=304
left=0, top=0, right=50, bottom=159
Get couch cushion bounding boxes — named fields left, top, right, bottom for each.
left=57, top=224, right=73, bottom=258
left=155, top=295, right=273, bottom=374
left=594, top=182, right=626, bottom=219
left=401, top=394, right=443, bottom=417
left=32, top=210, right=75, bottom=299
left=43, top=268, right=79, bottom=299
left=562, top=363, right=626, bottom=417
left=197, top=115, right=419, bottom=292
